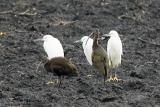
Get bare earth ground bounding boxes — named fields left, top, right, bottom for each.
left=0, top=0, right=160, bottom=106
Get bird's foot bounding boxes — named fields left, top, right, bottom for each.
left=106, top=75, right=114, bottom=82
left=106, top=75, right=121, bottom=82
left=113, top=74, right=121, bottom=82
left=46, top=79, right=59, bottom=85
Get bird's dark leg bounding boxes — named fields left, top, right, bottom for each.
left=58, top=76, right=62, bottom=88
left=104, top=73, right=106, bottom=85
left=103, top=58, right=108, bottom=85
left=104, top=67, right=108, bottom=85
left=58, top=76, right=64, bottom=88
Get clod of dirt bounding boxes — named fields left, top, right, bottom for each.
left=124, top=79, right=146, bottom=91
left=100, top=95, right=121, bottom=102
left=130, top=71, right=145, bottom=79
left=0, top=91, right=6, bottom=98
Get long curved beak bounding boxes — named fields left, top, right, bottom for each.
left=85, top=32, right=93, bottom=45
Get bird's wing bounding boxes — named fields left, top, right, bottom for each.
left=52, top=65, right=68, bottom=76
left=107, top=37, right=122, bottom=67
left=43, top=40, right=64, bottom=59
left=107, top=37, right=122, bottom=56
left=92, top=50, right=109, bottom=75
left=83, top=39, right=93, bottom=65
left=104, top=58, right=109, bottom=79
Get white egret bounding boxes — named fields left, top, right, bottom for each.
left=42, top=35, right=64, bottom=59
left=102, top=30, right=123, bottom=81
left=74, top=36, right=93, bottom=65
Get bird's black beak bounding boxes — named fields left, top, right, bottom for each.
left=101, top=34, right=110, bottom=40
left=102, top=34, right=110, bottom=37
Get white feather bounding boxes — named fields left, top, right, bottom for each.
left=80, top=36, right=93, bottom=65
left=107, top=31, right=122, bottom=68
left=43, top=35, right=64, bottom=60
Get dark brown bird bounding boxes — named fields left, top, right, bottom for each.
left=35, top=35, right=78, bottom=86
left=87, top=30, right=109, bottom=85
left=44, top=57, right=78, bottom=86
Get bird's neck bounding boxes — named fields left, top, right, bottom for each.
left=93, top=37, right=99, bottom=49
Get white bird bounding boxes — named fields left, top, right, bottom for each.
left=35, top=35, right=64, bottom=59
left=102, top=30, right=123, bottom=81
left=74, top=36, right=93, bottom=65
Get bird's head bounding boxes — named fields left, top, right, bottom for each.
left=85, top=29, right=100, bottom=45
left=42, top=35, right=54, bottom=41
left=34, top=35, right=55, bottom=42
left=108, top=30, right=119, bottom=37
left=102, top=30, right=119, bottom=39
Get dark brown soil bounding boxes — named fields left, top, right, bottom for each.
left=0, top=0, right=160, bottom=106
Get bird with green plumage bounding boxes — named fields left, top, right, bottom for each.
left=87, top=30, right=109, bottom=85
